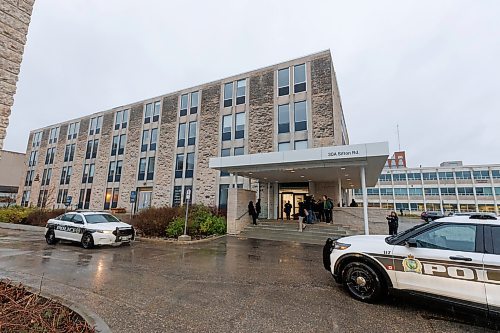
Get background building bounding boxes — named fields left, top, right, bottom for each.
left=0, top=0, right=35, bottom=152
left=17, top=50, right=350, bottom=217
left=0, top=150, right=25, bottom=207
left=353, top=151, right=500, bottom=215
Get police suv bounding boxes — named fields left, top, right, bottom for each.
left=323, top=214, right=500, bottom=320
left=45, top=211, right=135, bottom=249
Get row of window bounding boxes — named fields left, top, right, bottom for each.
left=138, top=157, right=155, bottom=181
left=142, top=129, right=158, bottom=152
left=175, top=153, right=194, bottom=178
left=180, top=92, right=198, bottom=116
left=85, top=139, right=99, bottom=160
left=178, top=122, right=197, bottom=146
left=380, top=170, right=500, bottom=182
left=277, top=140, right=308, bottom=152
left=222, top=113, right=245, bottom=141
left=358, top=187, right=500, bottom=196
left=224, top=80, right=246, bottom=107
left=278, top=101, right=307, bottom=133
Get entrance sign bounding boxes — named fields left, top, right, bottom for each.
left=130, top=191, right=137, bottom=203
left=186, top=189, right=191, bottom=201
left=64, top=196, right=72, bottom=207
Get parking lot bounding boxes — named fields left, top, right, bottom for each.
left=0, top=227, right=496, bottom=333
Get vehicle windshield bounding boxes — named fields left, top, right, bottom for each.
left=84, top=214, right=120, bottom=224
left=385, top=222, right=428, bottom=244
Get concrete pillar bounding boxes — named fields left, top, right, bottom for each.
left=361, top=166, right=369, bottom=235
left=226, top=188, right=256, bottom=235
left=267, top=182, right=270, bottom=219
left=338, top=179, right=342, bottom=206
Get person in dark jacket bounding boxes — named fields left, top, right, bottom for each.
left=248, top=201, right=257, bottom=225
left=284, top=201, right=292, bottom=220
left=256, top=199, right=261, bottom=218
left=386, top=211, right=399, bottom=235
left=349, top=199, right=358, bottom=207
left=323, top=195, right=333, bottom=224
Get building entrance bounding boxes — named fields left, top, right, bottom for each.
left=278, top=183, right=309, bottom=220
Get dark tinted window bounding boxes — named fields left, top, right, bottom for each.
left=61, top=214, right=75, bottom=222
left=492, top=227, right=500, bottom=255
left=413, top=224, right=477, bottom=252
left=72, top=215, right=84, bottom=223
left=85, top=214, right=119, bottom=224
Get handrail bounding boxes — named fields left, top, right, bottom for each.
left=236, top=211, right=249, bottom=221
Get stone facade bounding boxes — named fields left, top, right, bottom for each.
left=17, top=50, right=349, bottom=213
left=0, top=0, right=35, bottom=154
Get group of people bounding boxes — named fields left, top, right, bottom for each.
left=290, top=195, right=334, bottom=224
left=248, top=199, right=261, bottom=225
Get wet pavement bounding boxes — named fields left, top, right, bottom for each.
left=0, top=228, right=496, bottom=333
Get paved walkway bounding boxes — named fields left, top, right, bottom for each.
left=0, top=228, right=494, bottom=333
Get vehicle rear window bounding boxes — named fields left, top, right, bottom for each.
left=492, top=227, right=500, bottom=255
left=84, top=214, right=119, bottom=224
left=61, top=214, right=75, bottom=222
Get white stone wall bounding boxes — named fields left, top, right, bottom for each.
left=226, top=188, right=256, bottom=234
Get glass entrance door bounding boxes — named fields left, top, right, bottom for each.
left=280, top=192, right=306, bottom=220
left=138, top=190, right=152, bottom=211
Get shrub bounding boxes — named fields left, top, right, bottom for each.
left=166, top=217, right=185, bottom=238
left=131, top=207, right=182, bottom=237
left=0, top=206, right=32, bottom=223
left=24, top=209, right=66, bottom=227
left=200, top=215, right=226, bottom=235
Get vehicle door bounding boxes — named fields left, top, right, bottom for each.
left=69, top=214, right=86, bottom=241
left=392, top=223, right=486, bottom=307
left=484, top=226, right=500, bottom=313
left=53, top=214, right=75, bottom=240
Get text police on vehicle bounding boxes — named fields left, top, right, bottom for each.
left=323, top=214, right=500, bottom=321
left=45, top=211, right=135, bottom=249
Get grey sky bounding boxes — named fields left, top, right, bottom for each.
left=5, top=0, right=500, bottom=167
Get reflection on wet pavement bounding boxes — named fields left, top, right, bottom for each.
left=0, top=228, right=495, bottom=333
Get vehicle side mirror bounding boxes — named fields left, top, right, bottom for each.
left=405, top=238, right=417, bottom=248
left=74, top=220, right=84, bottom=225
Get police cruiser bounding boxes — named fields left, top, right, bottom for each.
left=323, top=214, right=499, bottom=320
left=45, top=211, right=135, bottom=249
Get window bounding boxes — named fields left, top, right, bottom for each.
left=441, top=187, right=456, bottom=195
left=278, top=68, right=290, bottom=96
left=473, top=170, right=490, bottom=180
left=118, top=134, right=126, bottom=155
left=67, top=122, right=79, bottom=140
left=82, top=163, right=95, bottom=183
left=190, top=92, right=198, bottom=114
left=175, top=154, right=184, bottom=178
left=407, top=173, right=422, bottom=181
left=218, top=184, right=229, bottom=209
left=188, top=121, right=197, bottom=145
left=380, top=188, right=393, bottom=196
left=45, top=147, right=55, bottom=165
left=424, top=188, right=439, bottom=196
left=37, top=189, right=48, bottom=208
left=496, top=187, right=500, bottom=196
left=491, top=170, right=500, bottom=179
left=278, top=104, right=290, bottom=134
left=144, top=103, right=153, bottom=123
left=222, top=115, right=232, bottom=141
left=220, top=148, right=230, bottom=177
left=408, top=188, right=423, bottom=196
left=394, top=188, right=408, bottom=196
left=48, top=127, right=59, bottom=144
left=56, top=189, right=68, bottom=204
left=392, top=173, right=407, bottom=181
left=32, top=131, right=42, bottom=147
left=86, top=139, right=98, bottom=159
left=84, top=189, right=91, bottom=209
left=86, top=141, right=92, bottom=159
left=147, top=157, right=155, bottom=180
left=153, top=101, right=161, bottom=122
left=29, top=151, right=38, bottom=167
left=492, top=227, right=500, bottom=255
left=294, top=101, right=307, bottom=131
left=185, top=153, right=195, bottom=178
left=413, top=224, right=477, bottom=252
left=115, top=160, right=122, bottom=182
left=457, top=187, right=474, bottom=196
left=65, top=166, right=72, bottom=184
left=234, top=147, right=244, bottom=156
left=223, top=82, right=233, bottom=107
left=379, top=174, right=392, bottom=182
left=438, top=172, right=454, bottom=180
left=294, top=140, right=308, bottom=150
left=108, top=161, right=115, bottom=182
left=111, top=136, right=119, bottom=156
left=64, top=144, right=71, bottom=162
left=41, top=168, right=52, bottom=186
left=21, top=190, right=30, bottom=207
left=115, top=110, right=129, bottom=129
left=278, top=142, right=290, bottom=152
left=112, top=188, right=119, bottom=209
left=476, top=187, right=493, bottom=196
left=104, top=188, right=112, bottom=209
left=177, top=123, right=186, bottom=147
left=60, top=167, right=67, bottom=185
left=235, top=113, right=245, bottom=139
left=150, top=128, right=158, bottom=151
left=455, top=171, right=472, bottom=180
left=92, top=139, right=98, bottom=158
left=141, top=130, right=150, bottom=152
left=138, top=158, right=146, bottom=181
left=236, top=79, right=246, bottom=105
left=89, top=116, right=103, bottom=135
left=180, top=94, right=188, bottom=116
left=294, top=63, right=306, bottom=93
left=422, top=172, right=438, bottom=180
left=173, top=186, right=182, bottom=207
left=25, top=170, right=34, bottom=186
left=367, top=188, right=380, bottom=195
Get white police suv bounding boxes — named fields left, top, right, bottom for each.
left=323, top=214, right=500, bottom=320
left=45, top=211, right=135, bottom=249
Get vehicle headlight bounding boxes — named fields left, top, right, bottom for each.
left=334, top=242, right=351, bottom=250
left=95, top=230, right=113, bottom=234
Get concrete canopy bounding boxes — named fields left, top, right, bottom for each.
left=209, top=142, right=389, bottom=189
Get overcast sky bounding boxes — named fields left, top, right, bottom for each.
left=5, top=0, right=500, bottom=167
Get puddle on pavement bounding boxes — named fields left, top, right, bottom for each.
left=0, top=249, right=32, bottom=258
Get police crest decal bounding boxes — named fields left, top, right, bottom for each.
left=402, top=255, right=423, bottom=274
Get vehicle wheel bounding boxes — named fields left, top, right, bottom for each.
left=45, top=229, right=58, bottom=245
left=342, top=262, right=385, bottom=302
left=81, top=233, right=94, bottom=249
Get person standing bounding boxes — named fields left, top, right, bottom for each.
left=323, top=195, right=333, bottom=224
left=284, top=201, right=292, bottom=220
left=386, top=211, right=399, bottom=235
left=248, top=201, right=257, bottom=225
left=399, top=208, right=403, bottom=217
left=256, top=199, right=261, bottom=219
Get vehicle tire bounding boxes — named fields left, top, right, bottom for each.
left=45, top=229, right=58, bottom=245
left=81, top=233, right=94, bottom=249
left=342, top=262, right=385, bottom=302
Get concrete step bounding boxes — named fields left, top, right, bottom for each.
left=243, top=225, right=352, bottom=236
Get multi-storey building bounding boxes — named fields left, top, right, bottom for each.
left=17, top=50, right=352, bottom=216
left=353, top=152, right=500, bottom=215
left=0, top=150, right=25, bottom=207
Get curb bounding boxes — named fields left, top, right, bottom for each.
left=0, top=222, right=45, bottom=232
left=20, top=284, right=111, bottom=333
left=138, top=234, right=226, bottom=245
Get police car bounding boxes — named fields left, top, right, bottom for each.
left=45, top=211, right=135, bottom=249
left=323, top=214, right=500, bottom=320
